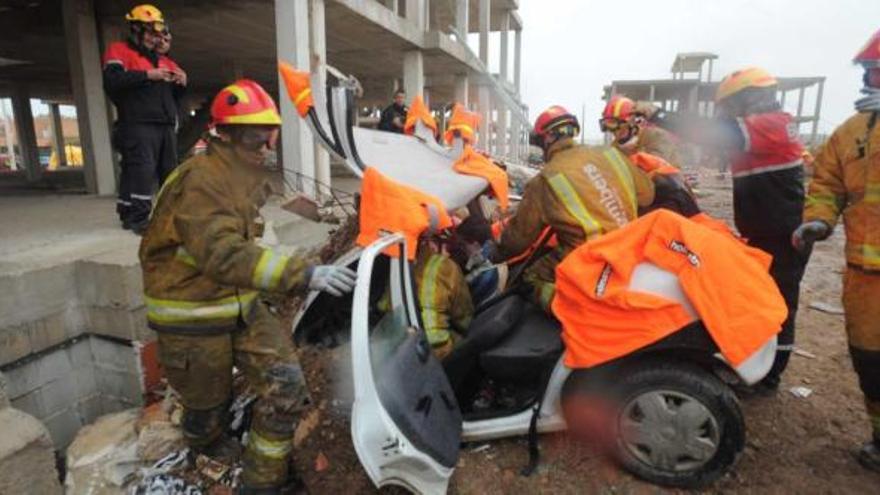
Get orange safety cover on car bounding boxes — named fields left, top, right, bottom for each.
left=629, top=152, right=680, bottom=177
left=444, top=104, right=480, bottom=145
left=453, top=145, right=509, bottom=211
left=404, top=95, right=438, bottom=136
left=356, top=167, right=452, bottom=260
left=553, top=209, right=783, bottom=369
left=278, top=61, right=314, bottom=117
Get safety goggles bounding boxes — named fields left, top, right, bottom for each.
left=599, top=118, right=624, bottom=133
left=237, top=127, right=279, bottom=152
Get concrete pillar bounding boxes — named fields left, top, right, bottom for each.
left=454, top=74, right=469, bottom=106
left=405, top=0, right=427, bottom=31
left=479, top=0, right=490, bottom=64
left=49, top=103, right=67, bottom=168
left=514, top=28, right=522, bottom=94
left=62, top=0, right=116, bottom=195
left=275, top=0, right=316, bottom=197
left=403, top=50, right=425, bottom=100
left=811, top=79, right=825, bottom=145
left=500, top=12, right=509, bottom=83
left=11, top=89, right=40, bottom=182
left=310, top=0, right=330, bottom=194
left=478, top=86, right=491, bottom=150
left=511, top=112, right=521, bottom=161
left=455, top=0, right=468, bottom=36
left=1, top=100, right=17, bottom=171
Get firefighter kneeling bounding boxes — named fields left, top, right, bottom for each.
left=139, top=79, right=356, bottom=493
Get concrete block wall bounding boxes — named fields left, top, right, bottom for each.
left=0, top=235, right=150, bottom=449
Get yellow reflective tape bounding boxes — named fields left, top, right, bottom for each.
left=223, top=108, right=282, bottom=125
left=866, top=183, right=880, bottom=203
left=612, top=98, right=627, bottom=119
left=864, top=244, right=880, bottom=264
left=603, top=148, right=637, bottom=211
left=294, top=87, right=312, bottom=106
left=547, top=173, right=602, bottom=238
left=253, top=250, right=290, bottom=291
left=248, top=430, right=291, bottom=460
left=805, top=192, right=842, bottom=207
left=538, top=282, right=555, bottom=311
left=145, top=291, right=257, bottom=324
left=154, top=166, right=183, bottom=207
left=419, top=255, right=449, bottom=346
left=175, top=246, right=197, bottom=268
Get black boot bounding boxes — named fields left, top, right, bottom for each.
left=857, top=439, right=880, bottom=473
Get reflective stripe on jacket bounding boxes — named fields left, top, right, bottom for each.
left=414, top=251, right=474, bottom=346
left=139, top=141, right=316, bottom=333
left=805, top=112, right=880, bottom=270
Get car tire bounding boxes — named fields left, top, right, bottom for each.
left=562, top=359, right=745, bottom=489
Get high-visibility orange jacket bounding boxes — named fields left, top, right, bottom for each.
left=404, top=95, right=438, bottom=137
left=453, top=145, right=509, bottom=211
left=553, top=209, right=785, bottom=368
left=356, top=167, right=452, bottom=260
left=804, top=112, right=880, bottom=271
left=497, top=140, right=654, bottom=283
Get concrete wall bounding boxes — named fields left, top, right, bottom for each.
left=0, top=235, right=148, bottom=449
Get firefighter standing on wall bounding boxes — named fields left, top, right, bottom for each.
left=793, top=28, right=880, bottom=472
left=639, top=68, right=809, bottom=393
left=139, top=79, right=356, bottom=493
left=103, top=4, right=186, bottom=234
left=489, top=106, right=655, bottom=310
left=601, top=96, right=700, bottom=217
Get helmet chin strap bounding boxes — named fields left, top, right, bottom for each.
left=615, top=124, right=640, bottom=149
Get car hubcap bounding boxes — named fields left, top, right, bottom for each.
left=619, top=390, right=720, bottom=472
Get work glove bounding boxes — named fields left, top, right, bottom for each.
left=791, top=221, right=830, bottom=253
left=308, top=265, right=357, bottom=297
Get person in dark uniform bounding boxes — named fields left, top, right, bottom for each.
left=378, top=89, right=408, bottom=133
left=103, top=4, right=186, bottom=234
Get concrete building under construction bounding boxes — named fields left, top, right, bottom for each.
left=602, top=52, right=826, bottom=145
left=0, top=0, right=527, bottom=484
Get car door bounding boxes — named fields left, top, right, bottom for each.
left=350, top=233, right=462, bottom=494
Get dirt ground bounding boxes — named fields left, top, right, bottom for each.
left=288, top=172, right=880, bottom=494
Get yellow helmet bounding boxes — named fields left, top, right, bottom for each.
left=125, top=4, right=165, bottom=29
left=715, top=67, right=778, bottom=103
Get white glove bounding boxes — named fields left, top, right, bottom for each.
left=308, top=265, right=357, bottom=297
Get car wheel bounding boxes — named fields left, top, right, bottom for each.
left=563, top=359, right=744, bottom=488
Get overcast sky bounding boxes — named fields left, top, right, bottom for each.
left=512, top=0, right=880, bottom=141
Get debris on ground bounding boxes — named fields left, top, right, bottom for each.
left=808, top=301, right=845, bottom=315
left=318, top=215, right=358, bottom=263
left=794, top=348, right=818, bottom=359
left=789, top=386, right=814, bottom=398
left=282, top=194, right=322, bottom=222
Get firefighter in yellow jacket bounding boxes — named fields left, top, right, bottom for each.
left=601, top=95, right=683, bottom=166
left=492, top=105, right=654, bottom=310
left=793, top=29, right=880, bottom=472
left=139, top=79, right=356, bottom=492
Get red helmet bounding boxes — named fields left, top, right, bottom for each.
left=602, top=95, right=635, bottom=121
left=210, top=79, right=282, bottom=126
left=533, top=105, right=580, bottom=142
left=855, top=28, right=880, bottom=68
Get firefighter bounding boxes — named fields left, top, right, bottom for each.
left=792, top=28, right=880, bottom=472
left=490, top=105, right=655, bottom=310
left=140, top=79, right=357, bottom=493
left=601, top=96, right=699, bottom=217
left=601, top=95, right=683, bottom=165
left=639, top=68, right=809, bottom=392
left=103, top=4, right=186, bottom=234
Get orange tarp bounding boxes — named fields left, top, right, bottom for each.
left=356, top=167, right=452, bottom=260
left=278, top=61, right=314, bottom=117
left=404, top=95, right=438, bottom=136
left=629, top=152, right=680, bottom=177
left=553, top=209, right=784, bottom=369
left=452, top=145, right=509, bottom=211
left=444, top=104, right=480, bottom=145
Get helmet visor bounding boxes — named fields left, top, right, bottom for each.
left=599, top=117, right=622, bottom=133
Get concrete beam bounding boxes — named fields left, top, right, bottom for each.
left=310, top=0, right=331, bottom=193
left=403, top=50, right=425, bottom=100
left=405, top=0, right=427, bottom=31
left=10, top=88, right=39, bottom=182
left=479, top=0, right=490, bottom=64
left=62, top=0, right=116, bottom=195
left=48, top=104, right=66, bottom=168
left=276, top=0, right=316, bottom=196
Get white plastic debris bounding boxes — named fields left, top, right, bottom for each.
left=789, top=386, right=813, bottom=398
